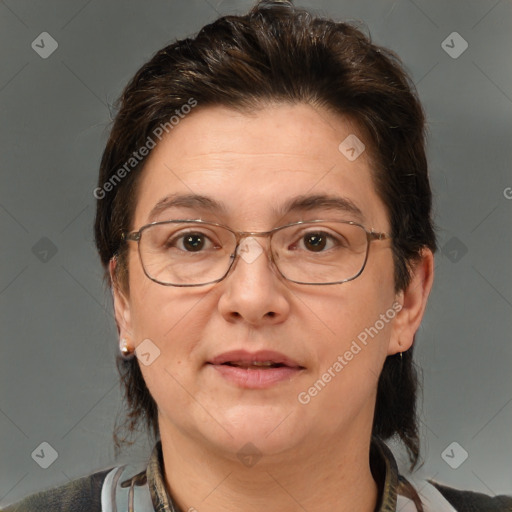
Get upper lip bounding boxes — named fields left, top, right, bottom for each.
left=207, top=350, right=304, bottom=368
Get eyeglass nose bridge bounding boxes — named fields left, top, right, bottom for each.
left=227, top=229, right=280, bottom=273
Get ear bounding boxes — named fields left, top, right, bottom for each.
left=109, top=257, right=133, bottom=341
left=387, top=248, right=434, bottom=355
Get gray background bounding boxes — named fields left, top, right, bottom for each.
left=1, top=0, right=511, bottom=506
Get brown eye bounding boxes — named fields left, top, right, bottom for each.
left=165, top=231, right=215, bottom=252
left=182, top=233, right=205, bottom=252
left=303, top=233, right=327, bottom=252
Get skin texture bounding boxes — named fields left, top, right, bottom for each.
left=111, top=103, right=434, bottom=512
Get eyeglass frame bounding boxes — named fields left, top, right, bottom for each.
left=120, top=218, right=391, bottom=287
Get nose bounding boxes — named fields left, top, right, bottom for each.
left=217, top=236, right=291, bottom=325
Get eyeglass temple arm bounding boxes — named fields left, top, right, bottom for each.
left=121, top=231, right=141, bottom=242
left=369, top=231, right=391, bottom=241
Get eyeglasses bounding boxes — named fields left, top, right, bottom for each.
left=121, top=219, right=391, bottom=287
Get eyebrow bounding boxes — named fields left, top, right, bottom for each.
left=147, top=192, right=365, bottom=223
left=279, top=194, right=365, bottom=222
left=147, top=193, right=228, bottom=222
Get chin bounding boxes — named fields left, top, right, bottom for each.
left=206, top=407, right=305, bottom=454
left=207, top=431, right=301, bottom=465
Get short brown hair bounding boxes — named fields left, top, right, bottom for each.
left=94, top=0, right=437, bottom=470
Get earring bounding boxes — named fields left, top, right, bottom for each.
left=120, top=338, right=135, bottom=359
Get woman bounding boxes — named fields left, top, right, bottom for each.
left=3, top=1, right=511, bottom=511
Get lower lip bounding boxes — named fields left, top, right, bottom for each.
left=208, top=363, right=304, bottom=389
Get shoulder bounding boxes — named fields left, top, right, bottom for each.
left=429, top=479, right=512, bottom=512
left=0, top=468, right=113, bottom=512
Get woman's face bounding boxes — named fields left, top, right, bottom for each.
left=113, top=103, right=412, bottom=462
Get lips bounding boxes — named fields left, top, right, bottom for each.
left=207, top=349, right=304, bottom=369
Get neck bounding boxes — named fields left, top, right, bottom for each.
left=158, top=423, right=379, bottom=512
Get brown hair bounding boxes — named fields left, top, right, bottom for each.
left=94, top=0, right=437, bottom=470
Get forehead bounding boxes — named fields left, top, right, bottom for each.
left=132, top=103, right=388, bottom=231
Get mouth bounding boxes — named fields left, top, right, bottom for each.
left=206, top=350, right=305, bottom=389
left=207, top=349, right=305, bottom=369
left=218, top=361, right=289, bottom=369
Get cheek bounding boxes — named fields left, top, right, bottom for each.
left=126, top=254, right=182, bottom=346
left=127, top=255, right=216, bottom=371
left=314, top=293, right=391, bottom=357
left=129, top=285, right=211, bottom=410
left=295, top=288, right=396, bottom=436
left=130, top=286, right=207, bottom=348
left=311, top=257, right=396, bottom=373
